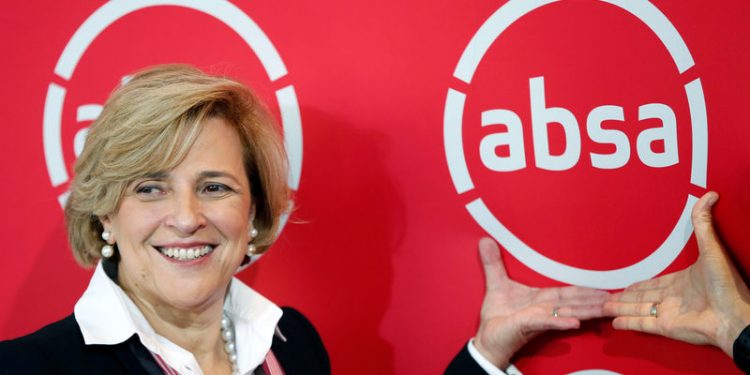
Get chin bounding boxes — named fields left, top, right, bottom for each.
left=156, top=279, right=228, bottom=310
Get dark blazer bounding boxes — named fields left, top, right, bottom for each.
left=444, top=344, right=488, bottom=374
left=0, top=307, right=329, bottom=375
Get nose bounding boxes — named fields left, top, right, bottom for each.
left=165, top=190, right=206, bottom=235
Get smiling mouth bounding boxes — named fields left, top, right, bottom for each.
left=157, top=245, right=215, bottom=261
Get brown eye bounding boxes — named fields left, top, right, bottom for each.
left=134, top=183, right=167, bottom=200
left=136, top=186, right=161, bottom=194
left=202, top=183, right=232, bottom=197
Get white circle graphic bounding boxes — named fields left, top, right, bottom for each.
left=567, top=370, right=621, bottom=375
left=444, top=0, right=708, bottom=289
left=43, top=0, right=303, bottom=208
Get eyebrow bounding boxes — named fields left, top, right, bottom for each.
left=142, top=171, right=169, bottom=179
left=139, top=171, right=242, bottom=184
left=198, top=170, right=242, bottom=185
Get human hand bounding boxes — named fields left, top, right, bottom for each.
left=472, top=237, right=609, bottom=369
left=603, top=191, right=750, bottom=357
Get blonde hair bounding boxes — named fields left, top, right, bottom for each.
left=65, top=64, right=290, bottom=267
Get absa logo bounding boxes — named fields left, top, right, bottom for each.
left=444, top=0, right=707, bottom=289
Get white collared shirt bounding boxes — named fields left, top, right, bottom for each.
left=74, top=262, right=282, bottom=375
left=468, top=340, right=523, bottom=375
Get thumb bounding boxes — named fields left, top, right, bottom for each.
left=691, top=191, right=721, bottom=255
left=479, top=237, right=508, bottom=290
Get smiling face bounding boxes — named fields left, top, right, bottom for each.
left=102, top=117, right=253, bottom=313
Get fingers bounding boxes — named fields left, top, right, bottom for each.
left=535, top=286, right=609, bottom=307
left=691, top=191, right=722, bottom=256
left=557, top=304, right=607, bottom=320
left=526, top=316, right=581, bottom=332
left=479, top=237, right=508, bottom=290
left=619, top=273, right=675, bottom=292
left=556, top=285, right=609, bottom=302
left=608, top=287, right=667, bottom=304
left=612, top=316, right=660, bottom=335
left=520, top=305, right=582, bottom=331
left=603, top=301, right=657, bottom=317
left=533, top=303, right=605, bottom=320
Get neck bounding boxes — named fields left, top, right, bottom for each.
left=123, top=288, right=233, bottom=374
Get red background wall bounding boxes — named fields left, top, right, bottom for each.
left=1, top=1, right=749, bottom=374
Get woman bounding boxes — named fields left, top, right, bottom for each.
left=0, top=62, right=601, bottom=375
left=0, top=65, right=329, bottom=374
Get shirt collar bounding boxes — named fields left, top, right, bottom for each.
left=74, top=262, right=282, bottom=375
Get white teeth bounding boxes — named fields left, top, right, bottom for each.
left=159, top=245, right=213, bottom=261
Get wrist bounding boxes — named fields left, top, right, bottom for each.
left=473, top=333, right=512, bottom=370
left=718, top=306, right=750, bottom=357
left=733, top=325, right=750, bottom=373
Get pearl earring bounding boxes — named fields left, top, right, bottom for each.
left=102, top=244, right=114, bottom=258
left=247, top=227, right=259, bottom=256
left=101, top=231, right=114, bottom=258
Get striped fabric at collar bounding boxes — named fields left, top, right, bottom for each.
left=149, top=350, right=285, bottom=375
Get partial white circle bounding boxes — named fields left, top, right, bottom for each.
left=44, top=0, right=302, bottom=208
left=54, top=0, right=288, bottom=81
left=73, top=128, right=88, bottom=158
left=567, top=370, right=621, bottom=375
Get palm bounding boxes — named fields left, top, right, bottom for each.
left=473, top=238, right=607, bottom=368
left=646, top=271, right=717, bottom=345
left=605, top=192, right=750, bottom=356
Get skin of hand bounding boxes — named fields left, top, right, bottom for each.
left=473, top=237, right=609, bottom=369
left=603, top=191, right=750, bottom=357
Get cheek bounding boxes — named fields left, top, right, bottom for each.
left=227, top=217, right=251, bottom=244
left=211, top=206, right=251, bottom=242
left=112, top=207, right=163, bottom=252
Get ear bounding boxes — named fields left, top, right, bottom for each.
left=100, top=215, right=110, bottom=228
left=249, top=202, right=257, bottom=223
left=99, top=215, right=114, bottom=242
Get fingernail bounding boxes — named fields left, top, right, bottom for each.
left=707, top=192, right=719, bottom=206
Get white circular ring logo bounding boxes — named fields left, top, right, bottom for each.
left=444, top=0, right=708, bottom=289
left=43, top=0, right=303, bottom=210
